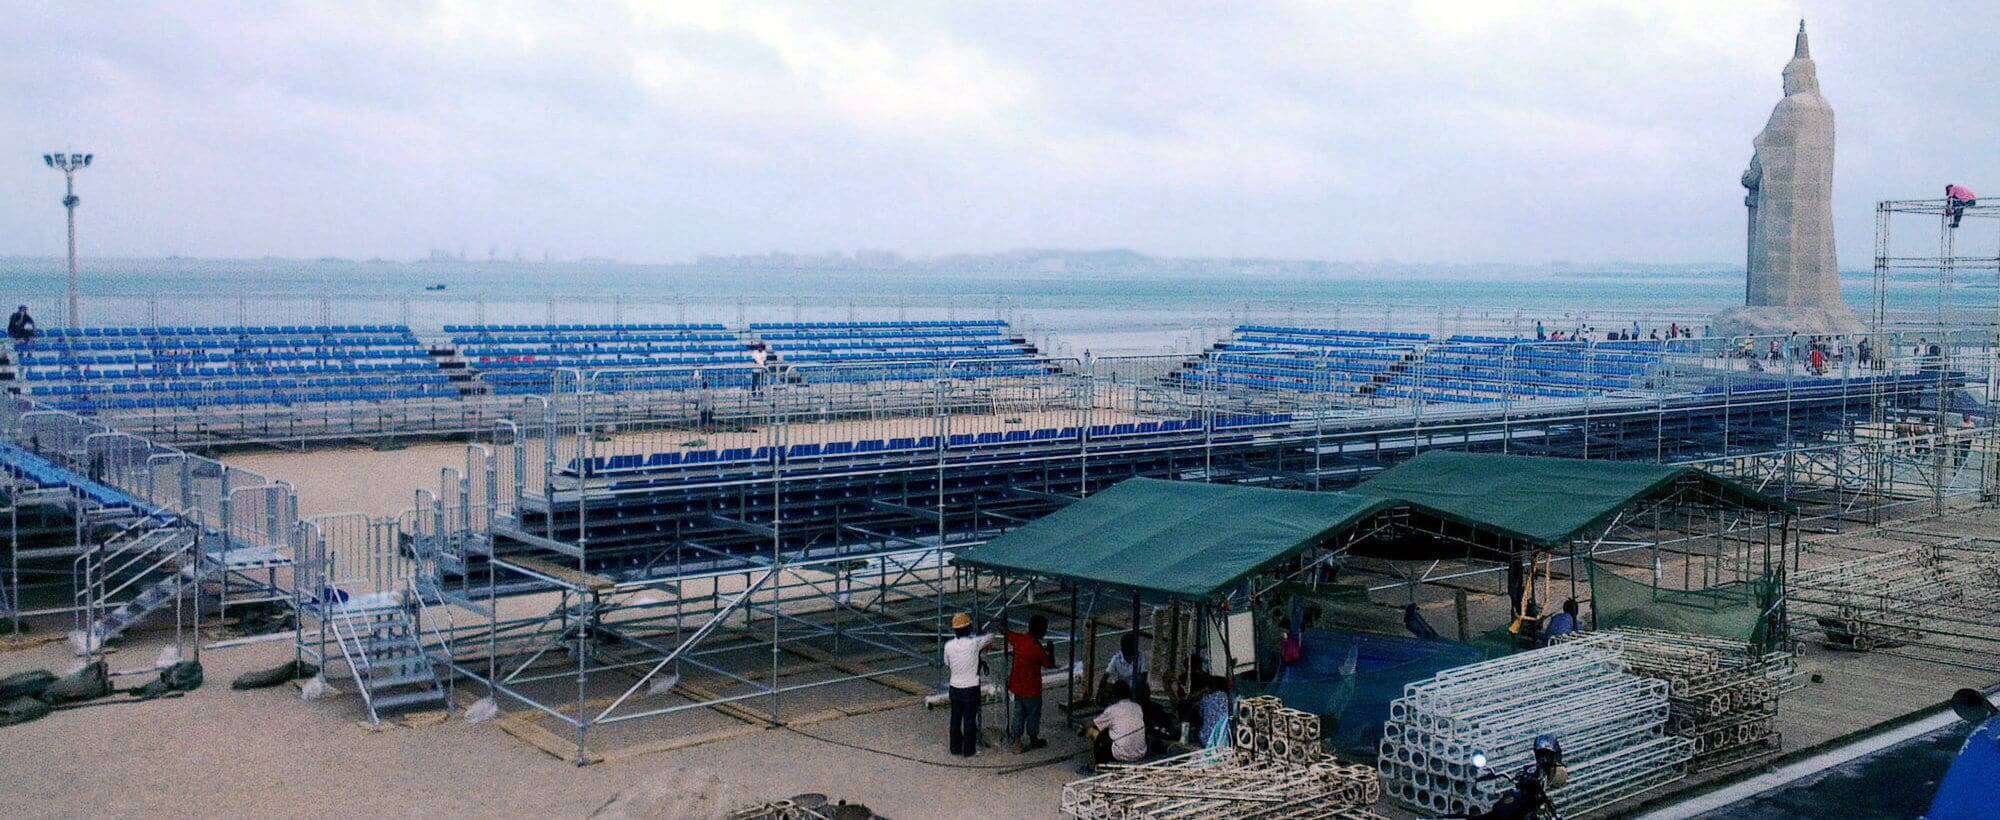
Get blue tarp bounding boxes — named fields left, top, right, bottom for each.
left=1243, top=629, right=1488, bottom=759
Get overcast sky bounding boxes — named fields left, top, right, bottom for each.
left=4, top=1, right=1994, bottom=266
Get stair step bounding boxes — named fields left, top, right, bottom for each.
left=363, top=671, right=437, bottom=690
left=370, top=689, right=445, bottom=711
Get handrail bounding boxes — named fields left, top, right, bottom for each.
left=324, top=601, right=376, bottom=715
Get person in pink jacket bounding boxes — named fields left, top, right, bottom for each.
left=1947, top=184, right=1978, bottom=228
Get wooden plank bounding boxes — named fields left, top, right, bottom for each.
left=671, top=677, right=777, bottom=727
left=504, top=554, right=616, bottom=591
left=779, top=707, right=851, bottom=728
left=594, top=722, right=767, bottom=764
left=495, top=712, right=600, bottom=764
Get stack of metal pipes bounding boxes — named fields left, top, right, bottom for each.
left=1060, top=697, right=1383, bottom=819
left=1556, top=628, right=1794, bottom=769
left=1376, top=637, right=1693, bottom=817
left=1787, top=544, right=2000, bottom=651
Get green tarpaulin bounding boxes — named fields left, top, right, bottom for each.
left=1352, top=451, right=1787, bottom=548
left=953, top=477, right=1393, bottom=600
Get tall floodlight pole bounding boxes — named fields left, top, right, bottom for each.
left=43, top=152, right=93, bottom=326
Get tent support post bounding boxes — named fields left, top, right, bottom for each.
left=1453, top=589, right=1469, bottom=641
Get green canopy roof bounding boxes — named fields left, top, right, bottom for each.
left=1352, top=451, right=1787, bottom=548
left=953, top=477, right=1394, bottom=601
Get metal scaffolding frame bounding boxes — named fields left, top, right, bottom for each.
left=369, top=332, right=1998, bottom=762
left=6, top=296, right=2000, bottom=751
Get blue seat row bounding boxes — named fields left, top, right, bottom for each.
left=566, top=414, right=1295, bottom=477
left=749, top=320, right=1007, bottom=330
left=20, top=350, right=433, bottom=373
left=0, top=442, right=167, bottom=513
left=461, top=344, right=749, bottom=358
left=778, top=349, right=1022, bottom=364
left=22, top=361, right=437, bottom=382
left=451, top=339, right=742, bottom=352
left=802, top=366, right=1050, bottom=384
left=758, top=328, right=1013, bottom=342
left=38, top=324, right=408, bottom=339
left=1235, top=325, right=1430, bottom=342
left=1233, top=334, right=1420, bottom=350
left=766, top=339, right=1016, bottom=352
left=54, top=385, right=459, bottom=412
left=30, top=373, right=450, bottom=396
left=443, top=323, right=727, bottom=333
left=488, top=371, right=757, bottom=395
left=19, top=334, right=418, bottom=354
left=469, top=355, right=756, bottom=370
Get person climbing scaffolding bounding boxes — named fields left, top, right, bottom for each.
left=1947, top=184, right=1978, bottom=229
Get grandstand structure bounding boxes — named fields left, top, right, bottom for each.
left=2, top=307, right=1996, bottom=753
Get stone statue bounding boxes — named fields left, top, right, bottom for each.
left=1712, top=22, right=1864, bottom=337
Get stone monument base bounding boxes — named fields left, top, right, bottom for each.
left=1708, top=304, right=1866, bottom=338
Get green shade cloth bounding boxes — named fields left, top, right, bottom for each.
left=1352, top=451, right=1787, bottom=548
left=1589, top=559, right=1784, bottom=649
left=953, top=477, right=1393, bottom=601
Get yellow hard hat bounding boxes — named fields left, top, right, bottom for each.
left=951, top=612, right=973, bottom=629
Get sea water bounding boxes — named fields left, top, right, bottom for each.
left=0, top=257, right=1975, bottom=356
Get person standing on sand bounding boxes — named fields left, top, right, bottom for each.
left=1001, top=613, right=1056, bottom=753
left=943, top=612, right=994, bottom=757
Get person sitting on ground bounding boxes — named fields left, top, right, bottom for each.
left=7, top=305, right=36, bottom=343
left=1193, top=674, right=1232, bottom=746
left=1086, top=680, right=1150, bottom=771
left=1948, top=184, right=1978, bottom=229
left=942, top=612, right=995, bottom=758
left=1514, top=600, right=1543, bottom=648
left=1541, top=598, right=1580, bottom=646
left=1002, top=613, right=1057, bottom=753
left=1104, top=632, right=1149, bottom=703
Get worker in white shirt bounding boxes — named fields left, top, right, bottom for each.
left=943, top=611, right=995, bottom=757
left=1085, top=680, right=1150, bottom=773
left=1102, top=631, right=1150, bottom=704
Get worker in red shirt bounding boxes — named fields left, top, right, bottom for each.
left=1947, top=184, right=1978, bottom=228
left=1003, top=613, right=1057, bottom=753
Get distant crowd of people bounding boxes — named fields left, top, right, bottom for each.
left=1534, top=319, right=1701, bottom=343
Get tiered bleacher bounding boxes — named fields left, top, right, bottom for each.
left=1420, top=335, right=1657, bottom=400
left=752, top=320, right=1045, bottom=382
left=11, top=325, right=454, bottom=412
left=0, top=440, right=169, bottom=513
left=568, top=412, right=1295, bottom=481
left=444, top=323, right=759, bottom=395
left=1180, top=325, right=1430, bottom=398
left=1181, top=326, right=1662, bottom=404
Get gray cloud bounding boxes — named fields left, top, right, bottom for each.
left=3, top=1, right=1993, bottom=265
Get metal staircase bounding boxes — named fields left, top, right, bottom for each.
left=70, top=514, right=198, bottom=654
left=325, top=594, right=447, bottom=721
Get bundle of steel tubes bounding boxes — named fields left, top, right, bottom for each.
left=1061, top=699, right=1383, bottom=819
left=1376, top=637, right=1693, bottom=817
left=1787, top=544, right=2000, bottom=652
left=1556, top=628, right=1793, bottom=770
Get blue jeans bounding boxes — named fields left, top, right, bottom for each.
left=1009, top=694, right=1042, bottom=742
left=948, top=685, right=980, bottom=756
